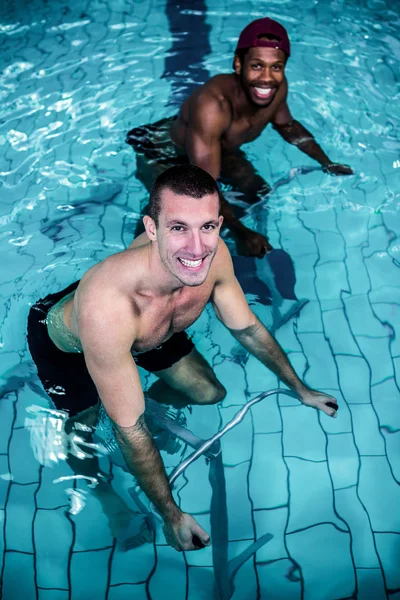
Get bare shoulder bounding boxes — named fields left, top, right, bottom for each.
left=189, top=76, right=234, bottom=125
left=209, top=238, right=235, bottom=285
left=75, top=249, right=144, bottom=343
left=193, top=75, right=235, bottom=107
left=128, top=231, right=150, bottom=250
left=199, top=74, right=235, bottom=101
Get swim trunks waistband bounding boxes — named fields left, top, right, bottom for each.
left=46, top=289, right=83, bottom=353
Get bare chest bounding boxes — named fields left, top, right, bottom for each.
left=221, top=113, right=272, bottom=148
left=133, top=289, right=211, bottom=353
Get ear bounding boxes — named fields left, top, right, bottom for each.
left=233, top=54, right=242, bottom=75
left=143, top=215, right=157, bottom=241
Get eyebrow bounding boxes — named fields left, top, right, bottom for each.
left=165, top=220, right=187, bottom=227
left=165, top=219, right=220, bottom=228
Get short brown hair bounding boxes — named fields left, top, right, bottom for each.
left=149, top=164, right=221, bottom=225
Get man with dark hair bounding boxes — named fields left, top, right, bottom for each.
left=148, top=160, right=221, bottom=224
left=127, top=17, right=353, bottom=258
left=28, top=165, right=338, bottom=552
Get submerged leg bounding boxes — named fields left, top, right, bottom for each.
left=220, top=150, right=307, bottom=328
left=65, top=402, right=154, bottom=550
left=149, top=347, right=227, bottom=407
left=142, top=347, right=226, bottom=455
left=220, top=149, right=271, bottom=206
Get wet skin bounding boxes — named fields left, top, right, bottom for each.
left=55, top=186, right=338, bottom=552
left=61, top=192, right=224, bottom=356
left=154, top=191, right=224, bottom=288
left=170, top=47, right=288, bottom=153
left=168, top=47, right=352, bottom=257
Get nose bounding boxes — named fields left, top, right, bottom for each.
left=260, top=67, right=275, bottom=83
left=186, top=230, right=205, bottom=257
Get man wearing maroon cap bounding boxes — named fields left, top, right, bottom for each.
left=127, top=17, right=353, bottom=258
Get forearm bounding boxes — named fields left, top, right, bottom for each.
left=113, top=415, right=181, bottom=523
left=229, top=317, right=307, bottom=394
left=218, top=188, right=265, bottom=243
left=274, top=119, right=330, bottom=166
left=219, top=194, right=249, bottom=237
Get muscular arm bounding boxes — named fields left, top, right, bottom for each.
left=211, top=243, right=338, bottom=415
left=79, top=293, right=181, bottom=523
left=211, top=245, right=305, bottom=393
left=229, top=318, right=305, bottom=393
left=185, top=94, right=226, bottom=180
left=186, top=95, right=271, bottom=255
left=272, top=100, right=331, bottom=166
left=186, top=95, right=247, bottom=231
left=272, top=100, right=353, bottom=174
left=112, top=416, right=181, bottom=522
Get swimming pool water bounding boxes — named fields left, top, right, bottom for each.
left=0, top=0, right=399, bottom=598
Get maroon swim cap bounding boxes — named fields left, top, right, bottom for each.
left=236, top=18, right=291, bottom=58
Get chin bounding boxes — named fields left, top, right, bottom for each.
left=173, top=255, right=213, bottom=286
left=254, top=97, right=274, bottom=108
left=180, top=274, right=207, bottom=287
left=178, top=266, right=209, bottom=286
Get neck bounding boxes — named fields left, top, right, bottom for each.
left=145, top=243, right=185, bottom=296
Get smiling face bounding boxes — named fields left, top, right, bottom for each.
left=234, top=46, right=286, bottom=107
left=145, top=189, right=223, bottom=287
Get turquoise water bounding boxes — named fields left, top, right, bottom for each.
left=0, top=0, right=399, bottom=598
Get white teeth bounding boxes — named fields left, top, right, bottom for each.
left=179, top=258, right=202, bottom=268
left=255, top=87, right=273, bottom=97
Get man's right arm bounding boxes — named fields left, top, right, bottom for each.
left=79, top=298, right=180, bottom=521
left=186, top=96, right=272, bottom=257
left=78, top=293, right=210, bottom=550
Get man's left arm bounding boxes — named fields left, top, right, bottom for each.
left=271, top=100, right=353, bottom=176
left=211, top=244, right=338, bottom=416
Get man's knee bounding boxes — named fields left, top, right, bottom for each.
left=195, top=380, right=227, bottom=405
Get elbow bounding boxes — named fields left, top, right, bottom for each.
left=228, top=317, right=262, bottom=342
left=110, top=410, right=147, bottom=441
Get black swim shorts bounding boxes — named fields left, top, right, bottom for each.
left=126, top=116, right=189, bottom=166
left=27, top=281, right=194, bottom=417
